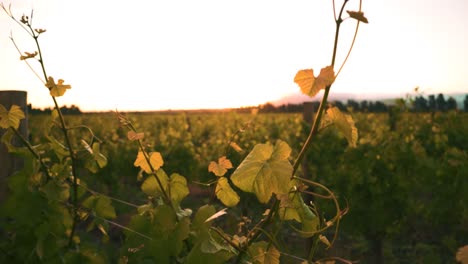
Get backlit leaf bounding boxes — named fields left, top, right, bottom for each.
left=46, top=77, right=71, bottom=97
left=230, top=142, right=244, bottom=153
left=215, top=177, right=240, bottom=207
left=134, top=151, right=164, bottom=173
left=141, top=169, right=169, bottom=197
left=169, top=173, right=189, bottom=206
left=327, top=107, right=358, bottom=147
left=208, top=156, right=233, bottom=177
left=347, top=10, right=369, bottom=23
left=231, top=140, right=293, bottom=203
left=92, top=142, right=107, bottom=168
left=277, top=181, right=319, bottom=236
left=0, top=104, right=25, bottom=129
left=294, top=66, right=335, bottom=98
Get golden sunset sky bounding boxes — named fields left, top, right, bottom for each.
left=1, top=0, right=467, bottom=111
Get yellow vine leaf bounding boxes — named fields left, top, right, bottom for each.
left=230, top=142, right=244, bottom=153
left=20, top=51, right=38, bottom=60
left=127, top=131, right=144, bottom=141
left=46, top=77, right=71, bottom=97
left=134, top=151, right=164, bottom=173
left=294, top=66, right=335, bottom=98
left=208, top=156, right=233, bottom=177
left=457, top=245, right=468, bottom=264
left=347, top=10, right=369, bottom=23
left=327, top=107, right=358, bottom=148
left=231, top=140, right=293, bottom=203
left=215, top=177, right=240, bottom=207
left=0, top=104, right=25, bottom=129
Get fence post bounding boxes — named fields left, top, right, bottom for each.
left=303, top=102, right=315, bottom=124
left=0, top=90, right=28, bottom=204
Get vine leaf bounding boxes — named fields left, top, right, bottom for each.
left=134, top=151, right=164, bottom=173
left=169, top=173, right=189, bottom=207
left=141, top=169, right=169, bottom=197
left=0, top=104, right=25, bottom=129
left=127, top=131, right=144, bottom=141
left=294, top=66, right=335, bottom=98
left=231, top=140, right=293, bottom=203
left=249, top=241, right=280, bottom=264
left=82, top=195, right=116, bottom=219
left=46, top=77, right=71, bottom=97
left=208, top=156, right=233, bottom=177
left=456, top=245, right=468, bottom=264
left=277, top=182, right=319, bottom=237
left=347, top=10, right=369, bottom=23
left=215, top=177, right=240, bottom=207
left=20, top=51, right=38, bottom=60
left=327, top=107, right=358, bottom=147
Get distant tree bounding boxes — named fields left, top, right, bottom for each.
left=347, top=100, right=360, bottom=112
left=428, top=95, right=436, bottom=111
left=373, top=101, right=388, bottom=112
left=413, top=96, right=428, bottom=112
left=333, top=100, right=346, bottom=111
left=464, top=95, right=468, bottom=112
left=360, top=100, right=369, bottom=112
left=259, top=102, right=276, bottom=113
left=436, top=93, right=447, bottom=111
left=446, top=97, right=457, bottom=111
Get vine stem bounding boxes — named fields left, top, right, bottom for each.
left=236, top=1, right=356, bottom=262
left=7, top=12, right=82, bottom=247
left=9, top=126, right=52, bottom=180
left=292, top=0, right=349, bottom=175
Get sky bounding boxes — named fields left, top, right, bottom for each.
left=0, top=0, right=467, bottom=111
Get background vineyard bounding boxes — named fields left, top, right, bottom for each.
left=26, top=108, right=468, bottom=263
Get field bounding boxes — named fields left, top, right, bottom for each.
left=25, top=110, right=468, bottom=263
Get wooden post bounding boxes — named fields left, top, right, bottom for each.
left=303, top=102, right=315, bottom=124
left=302, top=102, right=315, bottom=254
left=0, top=90, right=28, bottom=203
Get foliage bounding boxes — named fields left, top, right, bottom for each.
left=5, top=1, right=465, bottom=264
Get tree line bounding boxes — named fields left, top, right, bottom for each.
left=254, top=93, right=468, bottom=113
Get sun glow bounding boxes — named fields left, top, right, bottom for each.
left=1, top=0, right=467, bottom=111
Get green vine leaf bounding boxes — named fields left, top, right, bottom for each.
left=215, top=177, right=240, bottom=207
left=277, top=182, right=319, bottom=237
left=0, top=104, right=25, bottom=129
left=134, top=151, right=164, bottom=173
left=41, top=180, right=70, bottom=202
left=326, top=107, right=358, bottom=147
left=82, top=195, right=116, bottom=219
left=231, top=140, right=293, bottom=203
left=169, top=173, right=189, bottom=207
left=141, top=169, right=169, bottom=197
left=294, top=66, right=335, bottom=98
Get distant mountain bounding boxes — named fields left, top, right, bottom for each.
left=270, top=91, right=406, bottom=106
left=271, top=91, right=467, bottom=109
